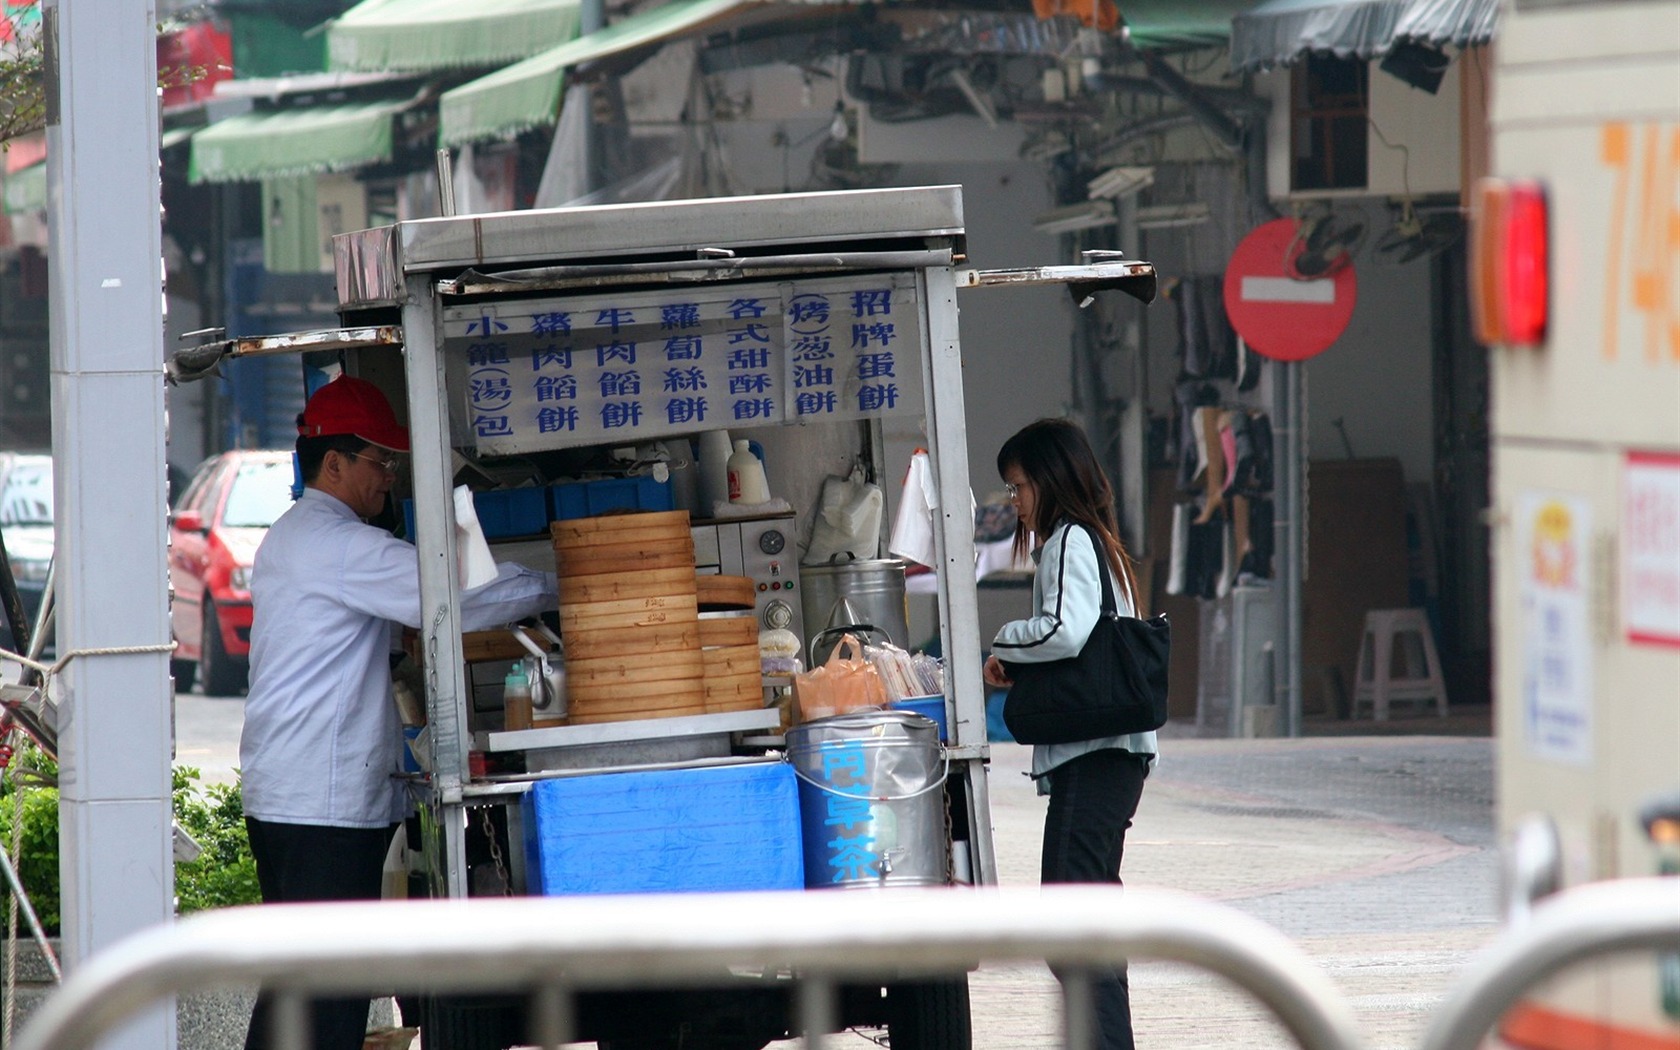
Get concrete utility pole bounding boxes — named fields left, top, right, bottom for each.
left=44, top=0, right=176, bottom=1047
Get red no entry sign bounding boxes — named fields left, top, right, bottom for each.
left=1222, top=218, right=1357, bottom=361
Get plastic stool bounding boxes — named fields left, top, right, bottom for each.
left=1352, top=608, right=1448, bottom=720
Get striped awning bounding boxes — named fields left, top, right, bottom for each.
left=327, top=0, right=581, bottom=72
left=438, top=0, right=756, bottom=146
left=187, top=98, right=413, bottom=184
left=1230, top=0, right=1500, bottom=73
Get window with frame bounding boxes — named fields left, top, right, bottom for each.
left=1291, top=55, right=1368, bottom=191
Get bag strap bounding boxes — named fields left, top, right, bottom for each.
left=1071, top=522, right=1128, bottom=618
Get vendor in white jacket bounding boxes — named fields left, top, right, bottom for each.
left=982, top=417, right=1157, bottom=1050
left=239, top=375, right=557, bottom=1050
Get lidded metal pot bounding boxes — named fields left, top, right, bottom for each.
left=799, top=555, right=908, bottom=664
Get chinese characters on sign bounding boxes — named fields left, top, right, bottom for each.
left=1624, top=452, right=1680, bottom=647
left=1518, top=491, right=1593, bottom=766
left=442, top=274, right=923, bottom=455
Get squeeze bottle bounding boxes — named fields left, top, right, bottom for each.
left=696, top=429, right=733, bottom=514
left=727, top=439, right=770, bottom=504
left=503, top=661, right=533, bottom=731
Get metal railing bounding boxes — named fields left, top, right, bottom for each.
left=15, top=885, right=1365, bottom=1050
left=1419, top=877, right=1680, bottom=1050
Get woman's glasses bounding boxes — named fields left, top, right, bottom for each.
left=1005, top=483, right=1021, bottom=501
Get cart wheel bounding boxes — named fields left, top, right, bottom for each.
left=200, top=601, right=247, bottom=696
left=419, top=994, right=524, bottom=1050
left=886, top=977, right=972, bottom=1050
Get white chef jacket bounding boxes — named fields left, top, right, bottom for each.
left=240, top=488, right=557, bottom=827
left=991, top=519, right=1158, bottom=792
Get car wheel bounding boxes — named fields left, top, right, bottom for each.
left=200, top=602, right=248, bottom=696
left=886, top=977, right=972, bottom=1050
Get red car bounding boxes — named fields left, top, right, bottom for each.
left=168, top=450, right=294, bottom=694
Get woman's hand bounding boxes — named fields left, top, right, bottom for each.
left=982, top=654, right=1013, bottom=688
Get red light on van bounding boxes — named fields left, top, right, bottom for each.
left=1471, top=178, right=1549, bottom=347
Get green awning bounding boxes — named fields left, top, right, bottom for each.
left=327, top=0, right=582, bottom=72
left=439, top=0, right=752, bottom=146
left=188, top=99, right=408, bottom=184
left=1119, top=0, right=1269, bottom=48
left=3, top=162, right=45, bottom=215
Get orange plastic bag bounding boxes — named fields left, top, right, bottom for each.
left=793, top=633, right=887, bottom=722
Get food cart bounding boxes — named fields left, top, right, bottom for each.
left=181, top=184, right=1154, bottom=1048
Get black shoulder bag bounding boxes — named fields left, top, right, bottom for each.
left=1000, top=523, right=1171, bottom=744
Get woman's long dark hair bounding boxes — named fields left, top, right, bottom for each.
left=997, top=417, right=1140, bottom=607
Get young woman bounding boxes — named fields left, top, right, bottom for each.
left=981, top=417, right=1158, bottom=1050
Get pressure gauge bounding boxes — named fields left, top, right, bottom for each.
left=763, top=599, right=794, bottom=630
left=758, top=529, right=786, bottom=555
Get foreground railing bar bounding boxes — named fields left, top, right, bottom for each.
left=797, top=977, right=836, bottom=1050
left=528, top=984, right=570, bottom=1049
left=1062, top=970, right=1095, bottom=1050
left=15, top=887, right=1364, bottom=1050
left=272, top=991, right=307, bottom=1050
left=1419, top=878, right=1680, bottom=1050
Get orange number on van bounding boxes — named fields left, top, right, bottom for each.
left=1601, top=122, right=1680, bottom=362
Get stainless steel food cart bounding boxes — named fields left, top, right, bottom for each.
left=179, top=183, right=1154, bottom=1047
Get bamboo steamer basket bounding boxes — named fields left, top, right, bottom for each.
left=556, top=545, right=696, bottom=577
left=559, top=593, right=699, bottom=633
left=551, top=510, right=691, bottom=544
left=562, top=567, right=695, bottom=604
left=703, top=665, right=762, bottom=713
left=696, top=574, right=755, bottom=611
left=553, top=511, right=694, bottom=580
left=566, top=649, right=708, bottom=682
left=699, top=609, right=761, bottom=714
left=698, top=613, right=757, bottom=648
left=555, top=510, right=704, bottom=722
left=567, top=697, right=709, bottom=725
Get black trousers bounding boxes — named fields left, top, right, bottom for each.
left=1041, top=748, right=1149, bottom=1050
left=243, top=818, right=398, bottom=1050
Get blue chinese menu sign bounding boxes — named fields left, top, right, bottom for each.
left=442, top=273, right=924, bottom=455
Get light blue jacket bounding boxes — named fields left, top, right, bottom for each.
left=992, top=520, right=1159, bottom=793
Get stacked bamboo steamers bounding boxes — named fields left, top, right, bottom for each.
left=551, top=510, right=760, bottom=724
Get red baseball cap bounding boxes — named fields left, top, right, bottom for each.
left=298, top=376, right=410, bottom=452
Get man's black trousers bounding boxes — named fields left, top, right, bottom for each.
left=243, top=817, right=398, bottom=1050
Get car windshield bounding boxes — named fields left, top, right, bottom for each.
left=0, top=461, right=52, bottom=527
left=221, top=460, right=293, bottom=528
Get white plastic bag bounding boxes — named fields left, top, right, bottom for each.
left=802, top=467, right=883, bottom=565
left=888, top=449, right=938, bottom=568
left=453, top=485, right=499, bottom=589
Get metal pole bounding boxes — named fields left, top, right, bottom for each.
left=1273, top=361, right=1305, bottom=735
left=435, top=148, right=457, bottom=218
left=43, top=2, right=176, bottom=1049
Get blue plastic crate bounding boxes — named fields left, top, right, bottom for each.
left=522, top=762, right=803, bottom=895
left=473, top=488, right=548, bottom=538
left=890, top=696, right=948, bottom=741
left=549, top=477, right=675, bottom=521
left=400, top=488, right=549, bottom=542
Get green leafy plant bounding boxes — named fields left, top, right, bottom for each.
left=0, top=752, right=61, bottom=934
left=172, top=765, right=261, bottom=915
left=0, top=747, right=260, bottom=935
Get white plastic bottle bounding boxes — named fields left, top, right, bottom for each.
left=696, top=429, right=733, bottom=514
left=727, top=439, right=769, bottom=504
